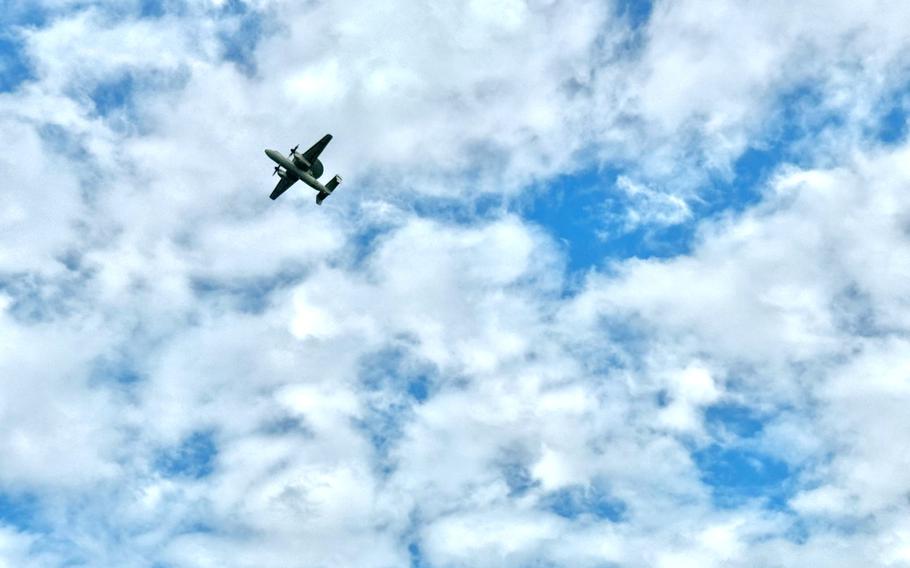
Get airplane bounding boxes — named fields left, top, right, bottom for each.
left=264, top=134, right=342, bottom=204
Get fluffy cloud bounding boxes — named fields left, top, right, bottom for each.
left=2, top=0, right=910, bottom=567
left=565, top=141, right=910, bottom=564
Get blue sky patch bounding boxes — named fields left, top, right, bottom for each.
left=353, top=402, right=408, bottom=476
left=38, top=123, right=91, bottom=164
left=406, top=374, right=430, bottom=403
left=0, top=2, right=48, bottom=30
left=525, top=166, right=701, bottom=271
left=344, top=222, right=394, bottom=271
left=219, top=4, right=264, bottom=75
left=359, top=347, right=435, bottom=402
left=0, top=492, right=41, bottom=532
left=408, top=540, right=431, bottom=568
left=540, top=483, right=626, bottom=522
left=876, top=98, right=908, bottom=145
left=522, top=82, right=882, bottom=273
left=499, top=456, right=538, bottom=497
left=260, top=415, right=311, bottom=436
left=139, top=0, right=167, bottom=18
left=701, top=145, right=779, bottom=215
left=406, top=191, right=506, bottom=226
left=705, top=404, right=766, bottom=438
left=191, top=269, right=308, bottom=314
left=81, top=67, right=190, bottom=132
left=90, top=73, right=135, bottom=117
left=770, top=86, right=847, bottom=165
left=155, top=431, right=218, bottom=479
left=356, top=348, right=437, bottom=474
left=693, top=444, right=791, bottom=509
left=139, top=0, right=198, bottom=19
left=614, top=0, right=652, bottom=30
left=831, top=284, right=881, bottom=337
left=524, top=168, right=623, bottom=272
left=603, top=0, right=653, bottom=59
left=522, top=165, right=756, bottom=272
left=88, top=355, right=144, bottom=387
left=0, top=272, right=89, bottom=323
left=0, top=34, right=33, bottom=92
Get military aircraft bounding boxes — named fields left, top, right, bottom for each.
left=265, top=134, right=342, bottom=204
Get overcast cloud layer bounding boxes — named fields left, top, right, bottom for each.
left=2, top=1, right=910, bottom=566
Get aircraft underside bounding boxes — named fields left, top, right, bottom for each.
left=264, top=136, right=342, bottom=204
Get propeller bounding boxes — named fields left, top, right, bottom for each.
left=288, top=144, right=299, bottom=157
left=273, top=165, right=281, bottom=176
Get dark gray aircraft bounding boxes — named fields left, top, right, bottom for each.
left=265, top=134, right=342, bottom=204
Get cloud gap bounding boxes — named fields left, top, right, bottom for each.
left=218, top=2, right=264, bottom=76
left=0, top=34, right=33, bottom=92
left=0, top=491, right=43, bottom=533
left=154, top=430, right=218, bottom=480
left=693, top=444, right=792, bottom=510
left=355, top=348, right=438, bottom=475
left=540, top=482, right=627, bottom=522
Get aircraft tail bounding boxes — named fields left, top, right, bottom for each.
left=316, top=175, right=342, bottom=205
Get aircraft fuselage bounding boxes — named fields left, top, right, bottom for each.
left=265, top=134, right=341, bottom=203
left=264, top=149, right=328, bottom=193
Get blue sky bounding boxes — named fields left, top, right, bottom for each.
left=2, top=1, right=910, bottom=567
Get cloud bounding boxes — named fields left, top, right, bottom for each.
left=2, top=0, right=910, bottom=566
left=0, top=117, right=84, bottom=275
left=565, top=141, right=910, bottom=562
left=613, top=175, right=692, bottom=230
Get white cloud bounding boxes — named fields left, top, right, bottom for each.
left=0, top=117, right=84, bottom=275
left=0, top=526, right=63, bottom=568
left=2, top=1, right=910, bottom=566
left=587, top=0, right=910, bottom=192
left=565, top=140, right=910, bottom=563
left=0, top=309, right=123, bottom=488
left=614, top=175, right=692, bottom=230
left=422, top=509, right=561, bottom=567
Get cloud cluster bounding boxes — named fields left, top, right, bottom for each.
left=1, top=0, right=910, bottom=567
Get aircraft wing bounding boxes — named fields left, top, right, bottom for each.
left=301, top=134, right=332, bottom=164
left=269, top=175, right=297, bottom=200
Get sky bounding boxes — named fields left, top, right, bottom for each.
left=1, top=0, right=910, bottom=566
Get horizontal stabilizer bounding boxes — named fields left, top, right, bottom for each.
left=325, top=174, right=342, bottom=192
left=316, top=174, right=342, bottom=205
